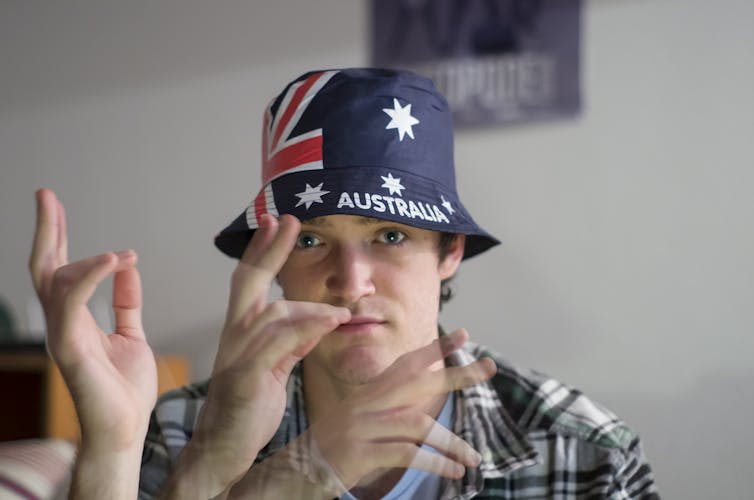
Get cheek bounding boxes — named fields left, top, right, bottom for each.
left=388, top=265, right=442, bottom=316
left=277, top=265, right=321, bottom=301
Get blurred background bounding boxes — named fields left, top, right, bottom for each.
left=1, top=0, right=752, bottom=497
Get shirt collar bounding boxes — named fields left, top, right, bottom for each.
left=446, top=346, right=539, bottom=498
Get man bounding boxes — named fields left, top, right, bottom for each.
left=31, top=68, right=659, bottom=499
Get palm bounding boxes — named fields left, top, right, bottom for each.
left=44, top=276, right=157, bottom=448
left=31, top=189, right=157, bottom=449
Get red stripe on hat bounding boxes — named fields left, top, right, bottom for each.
left=265, top=135, right=323, bottom=182
left=271, top=71, right=324, bottom=151
left=253, top=189, right=268, bottom=224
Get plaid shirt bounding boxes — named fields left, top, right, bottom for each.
left=139, top=342, right=659, bottom=499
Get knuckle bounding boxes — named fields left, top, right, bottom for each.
left=399, top=410, right=425, bottom=431
left=397, top=443, right=418, bottom=464
left=453, top=369, right=476, bottom=389
left=393, top=349, right=419, bottom=372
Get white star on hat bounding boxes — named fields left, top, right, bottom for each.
left=380, top=173, right=406, bottom=197
left=295, top=182, right=330, bottom=209
left=441, top=195, right=455, bottom=215
left=383, top=98, right=420, bottom=141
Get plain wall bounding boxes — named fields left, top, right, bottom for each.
left=1, top=1, right=752, bottom=497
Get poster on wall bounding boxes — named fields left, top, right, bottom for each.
left=371, top=0, right=582, bottom=128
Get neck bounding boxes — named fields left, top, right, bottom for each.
left=301, top=357, right=449, bottom=497
left=301, top=357, right=447, bottom=423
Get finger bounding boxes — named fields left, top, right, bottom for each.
left=226, top=215, right=300, bottom=323
left=362, top=411, right=481, bottom=468
left=420, top=419, right=481, bottom=467
left=52, top=254, right=118, bottom=353
left=225, top=215, right=278, bottom=322
left=372, top=443, right=467, bottom=480
left=239, top=300, right=349, bottom=341
left=214, top=300, right=349, bottom=371
left=238, top=213, right=278, bottom=264
left=56, top=193, right=68, bottom=264
left=30, top=189, right=66, bottom=293
left=55, top=251, right=137, bottom=311
left=375, top=329, right=469, bottom=389
left=369, top=358, right=496, bottom=411
left=250, top=304, right=350, bottom=371
left=113, top=254, right=145, bottom=340
left=251, top=214, right=301, bottom=273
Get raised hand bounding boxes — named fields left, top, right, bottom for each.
left=315, top=329, right=495, bottom=491
left=29, top=189, right=157, bottom=498
left=165, top=214, right=351, bottom=498
left=227, top=328, right=496, bottom=499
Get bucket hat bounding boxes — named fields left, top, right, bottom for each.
left=215, top=68, right=499, bottom=259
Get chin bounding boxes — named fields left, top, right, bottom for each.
left=332, top=347, right=393, bottom=385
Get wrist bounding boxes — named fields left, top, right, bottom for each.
left=164, top=435, right=255, bottom=500
left=71, top=443, right=144, bottom=500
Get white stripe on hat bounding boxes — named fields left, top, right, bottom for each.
left=245, top=184, right=279, bottom=229
left=270, top=70, right=338, bottom=157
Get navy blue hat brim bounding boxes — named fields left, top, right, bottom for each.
left=214, top=165, right=500, bottom=260
left=215, top=216, right=499, bottom=261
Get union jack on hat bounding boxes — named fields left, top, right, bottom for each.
left=215, top=68, right=499, bottom=260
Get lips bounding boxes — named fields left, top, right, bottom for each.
left=336, top=315, right=386, bottom=334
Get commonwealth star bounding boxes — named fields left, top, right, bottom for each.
left=295, top=182, right=330, bottom=209
left=383, top=98, right=420, bottom=141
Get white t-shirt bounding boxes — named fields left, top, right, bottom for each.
left=341, top=393, right=455, bottom=500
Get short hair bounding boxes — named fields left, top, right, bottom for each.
left=438, top=232, right=459, bottom=308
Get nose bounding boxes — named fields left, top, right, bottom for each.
left=325, top=244, right=376, bottom=305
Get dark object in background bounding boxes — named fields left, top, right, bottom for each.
left=371, top=0, right=581, bottom=128
left=0, top=296, right=17, bottom=341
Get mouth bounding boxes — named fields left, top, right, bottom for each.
left=335, top=316, right=386, bottom=334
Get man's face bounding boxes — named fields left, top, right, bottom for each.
left=276, top=215, right=464, bottom=386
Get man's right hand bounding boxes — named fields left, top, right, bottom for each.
left=165, top=214, right=351, bottom=498
left=309, top=328, right=495, bottom=492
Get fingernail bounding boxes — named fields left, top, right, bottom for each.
left=441, top=332, right=461, bottom=349
left=279, top=214, right=299, bottom=229
left=453, top=463, right=466, bottom=477
left=470, top=449, right=482, bottom=466
left=115, top=249, right=133, bottom=259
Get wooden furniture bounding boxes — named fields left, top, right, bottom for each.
left=0, top=344, right=190, bottom=442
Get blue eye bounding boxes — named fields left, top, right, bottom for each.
left=378, top=229, right=406, bottom=245
left=296, top=233, right=321, bottom=248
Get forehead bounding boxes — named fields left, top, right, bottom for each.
left=300, top=214, right=390, bottom=228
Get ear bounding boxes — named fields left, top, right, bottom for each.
left=438, top=234, right=465, bottom=280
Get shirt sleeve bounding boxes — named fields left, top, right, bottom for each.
left=610, top=437, right=660, bottom=499
left=138, top=383, right=207, bottom=499
left=138, top=410, right=173, bottom=499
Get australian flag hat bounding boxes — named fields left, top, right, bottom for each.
left=215, top=68, right=500, bottom=260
